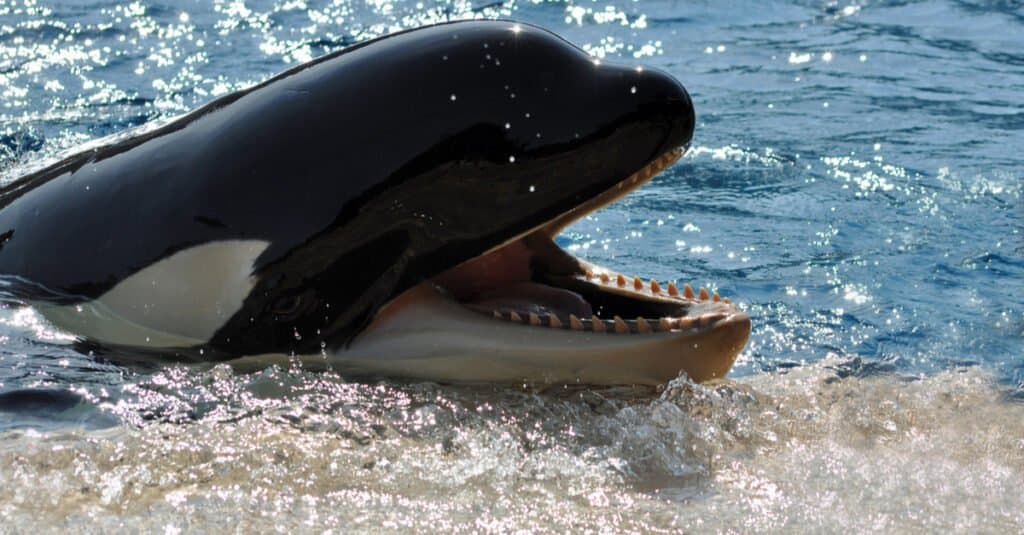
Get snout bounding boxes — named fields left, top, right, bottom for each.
left=640, top=67, right=696, bottom=156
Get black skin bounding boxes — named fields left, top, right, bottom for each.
left=0, top=20, right=695, bottom=359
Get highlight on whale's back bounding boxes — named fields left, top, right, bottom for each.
left=0, top=20, right=748, bottom=385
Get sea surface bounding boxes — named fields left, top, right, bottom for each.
left=0, top=0, right=1022, bottom=531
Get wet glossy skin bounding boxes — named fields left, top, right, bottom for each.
left=0, top=20, right=694, bottom=358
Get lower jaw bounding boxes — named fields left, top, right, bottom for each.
left=310, top=283, right=751, bottom=386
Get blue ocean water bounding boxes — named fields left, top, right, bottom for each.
left=0, top=0, right=1021, bottom=531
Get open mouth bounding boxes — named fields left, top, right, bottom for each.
left=429, top=147, right=748, bottom=339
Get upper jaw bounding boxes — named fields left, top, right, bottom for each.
left=467, top=143, right=744, bottom=332
left=417, top=143, right=749, bottom=341
left=537, top=147, right=685, bottom=239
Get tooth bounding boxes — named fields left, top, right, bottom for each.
left=549, top=315, right=563, bottom=328
left=591, top=315, right=606, bottom=332
left=633, top=276, right=643, bottom=291
left=636, top=317, right=651, bottom=333
left=713, top=292, right=721, bottom=302
left=617, top=274, right=626, bottom=287
left=651, top=280, right=661, bottom=293
left=699, top=287, right=709, bottom=301
left=668, top=281, right=679, bottom=297
left=678, top=317, right=695, bottom=329
left=510, top=311, right=522, bottom=323
left=493, top=310, right=502, bottom=319
left=600, top=273, right=610, bottom=283
left=529, top=312, right=541, bottom=326
left=723, top=298, right=731, bottom=304
left=684, top=283, right=695, bottom=299
left=569, top=314, right=583, bottom=331
left=613, top=316, right=629, bottom=334
left=585, top=270, right=594, bottom=280
left=659, top=318, right=673, bottom=331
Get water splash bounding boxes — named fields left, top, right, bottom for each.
left=0, top=361, right=1020, bottom=530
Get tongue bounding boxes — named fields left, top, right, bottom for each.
left=468, top=282, right=593, bottom=318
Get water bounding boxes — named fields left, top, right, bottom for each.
left=0, top=0, right=1022, bottom=531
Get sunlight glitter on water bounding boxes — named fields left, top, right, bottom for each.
left=1, top=362, right=1022, bottom=531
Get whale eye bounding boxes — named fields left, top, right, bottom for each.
left=271, top=295, right=303, bottom=318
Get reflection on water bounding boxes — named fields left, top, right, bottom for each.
left=0, top=0, right=1022, bottom=529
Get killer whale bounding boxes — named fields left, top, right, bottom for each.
left=0, top=21, right=749, bottom=384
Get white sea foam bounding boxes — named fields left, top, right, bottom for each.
left=0, top=361, right=1020, bottom=532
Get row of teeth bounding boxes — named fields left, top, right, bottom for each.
left=583, top=272, right=730, bottom=303
left=489, top=310, right=726, bottom=334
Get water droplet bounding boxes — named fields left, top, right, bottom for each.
left=450, top=94, right=457, bottom=101
left=509, top=155, right=516, bottom=163
left=630, top=86, right=637, bottom=94
left=529, top=185, right=535, bottom=192
left=505, top=122, right=510, bottom=129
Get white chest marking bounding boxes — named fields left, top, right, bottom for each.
left=38, top=240, right=270, bottom=348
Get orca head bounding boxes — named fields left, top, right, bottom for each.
left=209, top=21, right=748, bottom=384
left=19, top=20, right=747, bottom=384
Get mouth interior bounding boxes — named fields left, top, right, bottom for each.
left=429, top=147, right=738, bottom=335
